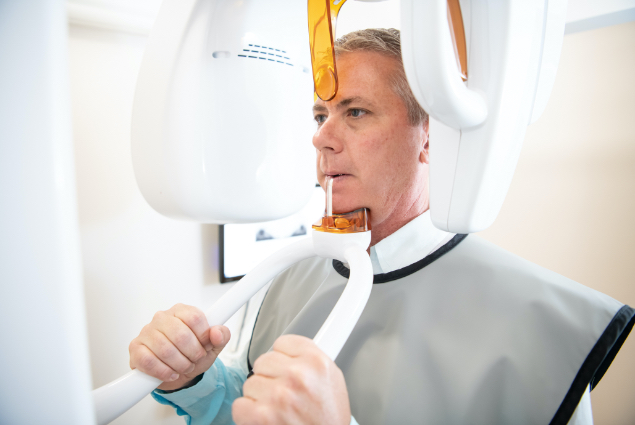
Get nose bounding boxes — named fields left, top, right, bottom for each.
left=312, top=116, right=344, bottom=154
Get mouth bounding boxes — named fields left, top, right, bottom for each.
left=325, top=173, right=348, bottom=180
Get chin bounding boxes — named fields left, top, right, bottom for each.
left=331, top=196, right=365, bottom=215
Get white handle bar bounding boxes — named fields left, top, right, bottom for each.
left=93, top=232, right=372, bottom=424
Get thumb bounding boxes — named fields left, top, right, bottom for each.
left=207, top=325, right=231, bottom=355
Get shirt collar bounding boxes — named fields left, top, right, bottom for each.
left=369, top=211, right=454, bottom=274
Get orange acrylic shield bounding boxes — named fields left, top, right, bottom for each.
left=308, top=0, right=468, bottom=101
left=308, top=0, right=348, bottom=101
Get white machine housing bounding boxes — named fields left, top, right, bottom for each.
left=401, top=0, right=567, bottom=233
left=132, top=0, right=317, bottom=223
left=134, top=0, right=567, bottom=233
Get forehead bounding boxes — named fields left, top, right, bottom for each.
left=316, top=51, right=403, bottom=108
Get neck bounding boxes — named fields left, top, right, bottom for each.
left=369, top=190, right=430, bottom=247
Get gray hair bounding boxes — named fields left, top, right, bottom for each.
left=334, top=28, right=428, bottom=127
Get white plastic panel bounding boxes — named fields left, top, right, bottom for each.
left=530, top=0, right=568, bottom=123
left=132, top=0, right=316, bottom=224
left=428, top=118, right=461, bottom=231
left=403, top=0, right=567, bottom=233
left=0, top=1, right=95, bottom=424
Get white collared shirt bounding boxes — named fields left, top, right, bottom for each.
left=368, top=210, right=454, bottom=274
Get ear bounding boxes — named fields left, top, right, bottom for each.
left=419, top=119, right=430, bottom=165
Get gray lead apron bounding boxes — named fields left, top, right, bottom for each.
left=247, top=235, right=634, bottom=425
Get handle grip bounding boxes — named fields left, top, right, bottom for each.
left=93, top=237, right=316, bottom=425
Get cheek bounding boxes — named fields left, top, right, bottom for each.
left=353, top=140, right=393, bottom=196
left=356, top=134, right=395, bottom=172
left=360, top=134, right=418, bottom=187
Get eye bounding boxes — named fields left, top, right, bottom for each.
left=349, top=108, right=367, bottom=118
left=314, top=114, right=327, bottom=125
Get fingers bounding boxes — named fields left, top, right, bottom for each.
left=209, top=325, right=231, bottom=355
left=272, top=335, right=330, bottom=376
left=233, top=335, right=351, bottom=425
left=172, top=304, right=213, bottom=350
left=233, top=397, right=272, bottom=425
left=150, top=311, right=206, bottom=365
left=233, top=394, right=287, bottom=425
left=129, top=303, right=232, bottom=388
left=242, top=374, right=275, bottom=402
left=134, top=327, right=196, bottom=375
left=251, top=351, right=289, bottom=378
left=271, top=334, right=317, bottom=357
left=129, top=342, right=180, bottom=382
left=153, top=328, right=199, bottom=374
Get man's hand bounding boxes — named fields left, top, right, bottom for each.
left=129, top=303, right=231, bottom=391
left=233, top=335, right=351, bottom=425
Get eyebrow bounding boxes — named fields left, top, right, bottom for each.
left=312, top=96, right=374, bottom=114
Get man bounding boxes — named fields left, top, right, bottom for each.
left=129, top=29, right=634, bottom=425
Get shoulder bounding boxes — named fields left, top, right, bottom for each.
left=435, top=235, right=623, bottom=313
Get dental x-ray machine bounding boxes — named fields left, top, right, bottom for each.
left=92, top=0, right=567, bottom=422
left=0, top=0, right=567, bottom=423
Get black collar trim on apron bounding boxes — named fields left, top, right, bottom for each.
left=332, top=233, right=468, bottom=284
left=549, top=304, right=635, bottom=425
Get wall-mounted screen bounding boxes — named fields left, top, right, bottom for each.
left=219, top=185, right=325, bottom=283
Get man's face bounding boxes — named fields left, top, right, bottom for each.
left=312, top=51, right=429, bottom=231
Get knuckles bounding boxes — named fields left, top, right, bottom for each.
left=233, top=398, right=259, bottom=425
left=170, top=303, right=188, bottom=315
left=184, top=309, right=206, bottom=328
left=152, top=310, right=167, bottom=322
left=173, top=303, right=206, bottom=328
left=139, top=324, right=153, bottom=338
left=174, top=361, right=194, bottom=374
left=128, top=339, right=139, bottom=354
left=254, top=404, right=277, bottom=425
left=172, top=330, right=191, bottom=348
left=271, top=385, right=293, bottom=408
left=307, top=350, right=331, bottom=375
left=192, top=347, right=207, bottom=362
left=243, top=375, right=265, bottom=396
left=273, top=334, right=305, bottom=351
left=155, top=340, right=177, bottom=360
left=251, top=351, right=272, bottom=372
left=286, top=363, right=311, bottom=392
left=137, top=351, right=158, bottom=374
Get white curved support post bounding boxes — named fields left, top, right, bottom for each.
left=313, top=244, right=373, bottom=360
left=311, top=229, right=372, bottom=360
